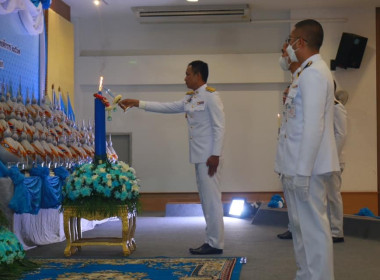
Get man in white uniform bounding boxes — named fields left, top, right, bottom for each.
left=327, top=97, right=347, bottom=243
left=279, top=97, right=348, bottom=242
left=275, top=19, right=340, bottom=280
left=277, top=43, right=301, bottom=240
left=277, top=51, right=348, bottom=244
left=119, top=60, right=225, bottom=255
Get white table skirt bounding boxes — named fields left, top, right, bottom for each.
left=14, top=209, right=108, bottom=250
left=1, top=177, right=108, bottom=250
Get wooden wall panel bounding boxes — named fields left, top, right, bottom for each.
left=139, top=192, right=379, bottom=215
left=341, top=192, right=378, bottom=215
left=49, top=0, right=70, bottom=21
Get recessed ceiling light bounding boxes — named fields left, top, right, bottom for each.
left=94, top=0, right=100, bottom=6
left=187, top=0, right=199, bottom=2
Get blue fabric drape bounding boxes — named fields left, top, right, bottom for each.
left=3, top=164, right=70, bottom=214
left=0, top=161, right=9, bottom=177
left=30, top=166, right=62, bottom=209
left=30, top=0, right=52, bottom=9
left=356, top=207, right=380, bottom=219
left=54, top=166, right=70, bottom=183
left=8, top=168, right=42, bottom=214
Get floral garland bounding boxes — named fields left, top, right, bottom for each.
left=62, top=161, right=140, bottom=215
left=93, top=92, right=122, bottom=121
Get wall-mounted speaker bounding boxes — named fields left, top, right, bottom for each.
left=334, top=32, right=368, bottom=69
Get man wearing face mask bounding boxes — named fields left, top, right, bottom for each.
left=277, top=43, right=301, bottom=240
left=278, top=80, right=348, bottom=242
left=278, top=42, right=302, bottom=105
left=275, top=19, right=340, bottom=280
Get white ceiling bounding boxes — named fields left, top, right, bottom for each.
left=62, top=0, right=380, bottom=19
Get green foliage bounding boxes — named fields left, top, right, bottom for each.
left=0, top=210, right=8, bottom=228
left=0, top=258, right=40, bottom=280
left=62, top=195, right=140, bottom=217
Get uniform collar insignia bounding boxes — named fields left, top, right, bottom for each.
left=304, top=61, right=313, bottom=69
left=297, top=61, right=313, bottom=77
left=186, top=91, right=195, bottom=95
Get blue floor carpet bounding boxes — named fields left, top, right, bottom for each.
left=21, top=257, right=243, bottom=280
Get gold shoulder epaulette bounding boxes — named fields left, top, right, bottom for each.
left=186, top=91, right=194, bottom=95
left=206, top=86, right=216, bottom=92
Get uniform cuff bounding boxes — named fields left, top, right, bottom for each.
left=139, top=101, right=146, bottom=109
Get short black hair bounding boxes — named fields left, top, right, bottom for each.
left=188, top=60, right=208, bottom=82
left=295, top=19, right=324, bottom=51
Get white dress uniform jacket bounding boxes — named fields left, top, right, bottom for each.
left=139, top=84, right=226, bottom=249
left=141, top=84, right=225, bottom=163
left=275, top=54, right=340, bottom=177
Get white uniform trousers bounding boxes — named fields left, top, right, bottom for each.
left=282, top=174, right=334, bottom=280
left=195, top=162, right=224, bottom=249
left=326, top=171, right=344, bottom=238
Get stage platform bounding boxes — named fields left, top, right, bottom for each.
left=252, top=202, right=380, bottom=241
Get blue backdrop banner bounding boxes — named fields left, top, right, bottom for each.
left=0, top=12, right=40, bottom=102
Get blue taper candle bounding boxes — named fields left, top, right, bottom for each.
left=95, top=76, right=106, bottom=161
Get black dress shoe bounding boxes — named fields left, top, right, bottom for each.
left=189, top=243, right=223, bottom=255
left=333, top=237, right=344, bottom=243
left=277, top=230, right=293, bottom=240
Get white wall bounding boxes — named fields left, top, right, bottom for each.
left=73, top=8, right=377, bottom=193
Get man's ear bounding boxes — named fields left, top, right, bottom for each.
left=299, top=37, right=307, bottom=48
left=196, top=72, right=203, bottom=82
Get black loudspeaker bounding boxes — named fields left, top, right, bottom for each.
left=334, top=32, right=368, bottom=69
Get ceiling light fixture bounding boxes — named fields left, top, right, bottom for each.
left=187, top=0, right=199, bottom=2
left=94, top=0, right=109, bottom=7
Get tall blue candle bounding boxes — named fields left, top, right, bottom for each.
left=95, top=76, right=106, bottom=162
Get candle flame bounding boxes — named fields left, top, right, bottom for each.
left=98, top=76, right=104, bottom=92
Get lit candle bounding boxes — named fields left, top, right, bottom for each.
left=98, top=76, right=103, bottom=92
left=95, top=76, right=106, bottom=162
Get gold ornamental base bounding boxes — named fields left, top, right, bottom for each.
left=63, top=206, right=136, bottom=257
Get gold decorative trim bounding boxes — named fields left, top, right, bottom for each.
left=63, top=206, right=136, bottom=257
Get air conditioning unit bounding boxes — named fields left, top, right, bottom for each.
left=131, top=4, right=251, bottom=23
